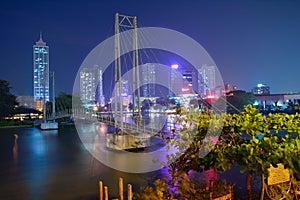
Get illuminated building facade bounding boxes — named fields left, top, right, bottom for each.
left=33, top=33, right=50, bottom=111
left=120, top=79, right=129, bottom=97
left=198, top=65, right=216, bottom=97
left=254, top=93, right=300, bottom=111
left=169, top=64, right=183, bottom=97
left=182, top=71, right=193, bottom=94
left=141, top=63, right=156, bottom=97
left=80, top=66, right=105, bottom=108
left=182, top=70, right=198, bottom=95
left=97, top=69, right=105, bottom=105
left=252, top=83, right=270, bottom=95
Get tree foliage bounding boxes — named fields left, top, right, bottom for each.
left=55, top=92, right=82, bottom=112
left=219, top=90, right=255, bottom=113
left=136, top=105, right=300, bottom=199
left=0, top=80, right=17, bottom=120
left=169, top=105, right=299, bottom=176
left=55, top=92, right=72, bottom=111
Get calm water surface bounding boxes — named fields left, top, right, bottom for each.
left=0, top=126, right=165, bottom=200
left=0, top=125, right=258, bottom=199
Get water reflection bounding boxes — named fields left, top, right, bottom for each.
left=31, top=130, right=58, bottom=157
left=75, top=113, right=188, bottom=173
left=77, top=121, right=176, bottom=173
left=13, top=133, right=18, bottom=163
left=0, top=126, right=252, bottom=199
left=0, top=127, right=167, bottom=199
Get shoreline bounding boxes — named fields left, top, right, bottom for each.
left=0, top=125, right=34, bottom=129
left=0, top=122, right=75, bottom=129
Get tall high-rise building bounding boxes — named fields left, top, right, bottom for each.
left=80, top=66, right=105, bottom=108
left=33, top=33, right=50, bottom=111
left=198, top=65, right=216, bottom=97
left=169, top=64, right=183, bottom=97
left=182, top=70, right=199, bottom=94
left=97, top=69, right=105, bottom=105
left=141, top=63, right=156, bottom=97
left=121, top=79, right=129, bottom=97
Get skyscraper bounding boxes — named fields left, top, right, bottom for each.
left=169, top=64, right=183, bottom=97
left=141, top=63, right=156, bottom=97
left=33, top=33, right=50, bottom=111
left=97, top=69, right=105, bottom=105
left=80, top=65, right=105, bottom=108
left=181, top=69, right=198, bottom=94
left=121, top=79, right=129, bottom=97
left=198, top=65, right=216, bottom=97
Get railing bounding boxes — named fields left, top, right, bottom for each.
left=50, top=108, right=175, bottom=138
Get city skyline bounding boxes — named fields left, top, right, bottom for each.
left=1, top=0, right=300, bottom=96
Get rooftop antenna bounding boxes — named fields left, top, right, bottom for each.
left=39, top=31, right=43, bottom=41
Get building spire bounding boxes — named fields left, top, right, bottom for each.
left=39, top=31, right=43, bottom=42
left=35, top=31, right=46, bottom=46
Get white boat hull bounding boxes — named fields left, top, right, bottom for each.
left=40, top=122, right=58, bottom=130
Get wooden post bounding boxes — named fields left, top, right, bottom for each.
left=104, top=186, right=108, bottom=200
left=119, top=177, right=124, bottom=200
left=128, top=184, right=132, bottom=200
left=209, top=191, right=213, bottom=200
left=99, top=181, right=103, bottom=200
left=260, top=174, right=264, bottom=200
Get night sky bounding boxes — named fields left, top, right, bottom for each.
left=1, top=0, right=300, bottom=96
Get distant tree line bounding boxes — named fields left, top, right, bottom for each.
left=46, top=92, right=82, bottom=115
left=0, top=80, right=17, bottom=120
left=0, top=79, right=82, bottom=121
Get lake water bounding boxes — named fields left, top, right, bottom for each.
left=0, top=125, right=259, bottom=199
